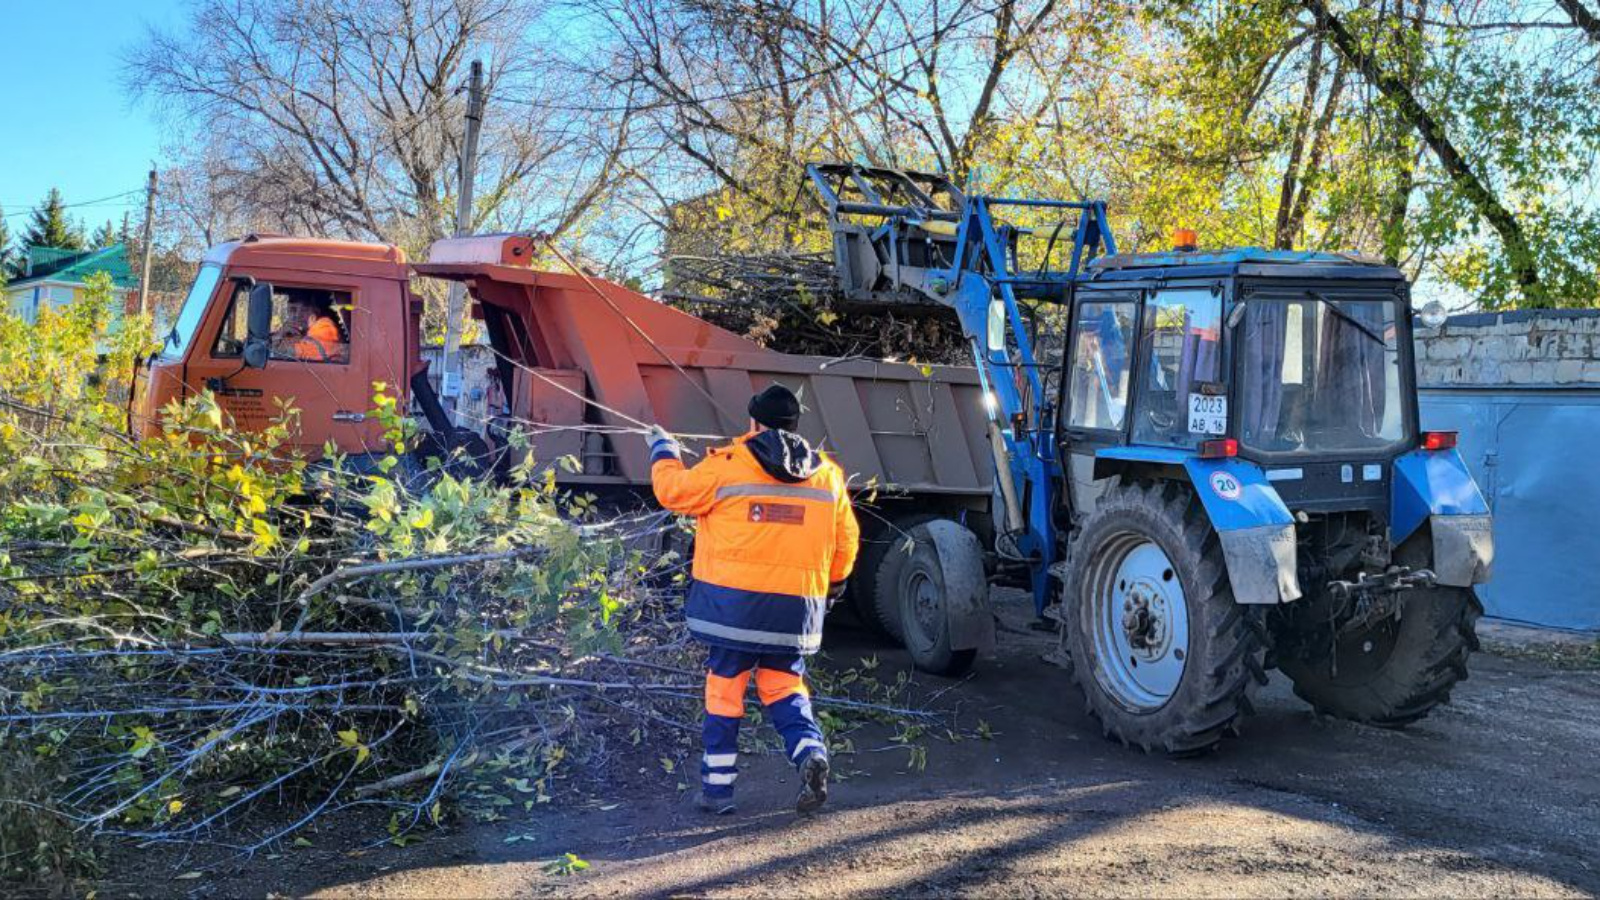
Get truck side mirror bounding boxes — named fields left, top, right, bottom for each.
left=243, top=282, right=274, bottom=369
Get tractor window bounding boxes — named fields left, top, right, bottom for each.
left=1131, top=288, right=1223, bottom=447
left=1067, top=301, right=1134, bottom=432
left=1239, top=296, right=1403, bottom=454
left=213, top=285, right=353, bottom=364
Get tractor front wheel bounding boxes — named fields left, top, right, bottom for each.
left=1278, top=585, right=1481, bottom=727
left=1062, top=480, right=1264, bottom=755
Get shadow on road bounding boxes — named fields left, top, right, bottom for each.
left=114, top=593, right=1600, bottom=898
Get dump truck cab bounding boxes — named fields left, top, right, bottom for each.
left=134, top=235, right=419, bottom=460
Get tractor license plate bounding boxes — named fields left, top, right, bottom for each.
left=1188, top=393, right=1227, bottom=435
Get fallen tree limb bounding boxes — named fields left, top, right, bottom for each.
left=292, top=546, right=548, bottom=608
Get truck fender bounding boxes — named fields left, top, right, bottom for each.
left=1093, top=448, right=1301, bottom=605
left=1391, top=448, right=1494, bottom=587
left=924, top=519, right=996, bottom=653
left=1182, top=458, right=1302, bottom=606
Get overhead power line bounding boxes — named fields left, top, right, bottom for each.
left=1, top=189, right=145, bottom=219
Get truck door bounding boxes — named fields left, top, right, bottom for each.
left=186, top=276, right=381, bottom=457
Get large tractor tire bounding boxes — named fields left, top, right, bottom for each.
left=1279, top=585, right=1481, bottom=727
left=1061, top=480, right=1265, bottom=755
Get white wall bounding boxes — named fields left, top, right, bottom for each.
left=1415, top=311, right=1600, bottom=387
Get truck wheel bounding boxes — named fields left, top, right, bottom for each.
left=893, top=520, right=983, bottom=677
left=1279, top=586, right=1481, bottom=727
left=850, top=514, right=937, bottom=641
left=1062, top=480, right=1263, bottom=755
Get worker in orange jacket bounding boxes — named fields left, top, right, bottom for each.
left=649, top=384, right=860, bottom=816
left=273, top=296, right=345, bottom=362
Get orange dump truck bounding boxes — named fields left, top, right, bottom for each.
left=134, top=233, right=998, bottom=671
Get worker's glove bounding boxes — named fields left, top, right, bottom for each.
left=826, top=579, right=848, bottom=611
left=646, top=424, right=680, bottom=460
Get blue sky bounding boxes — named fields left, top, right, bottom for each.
left=0, top=0, right=187, bottom=231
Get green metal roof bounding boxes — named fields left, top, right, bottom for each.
left=10, top=244, right=138, bottom=290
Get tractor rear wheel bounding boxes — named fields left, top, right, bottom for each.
left=1061, top=480, right=1264, bottom=755
left=1279, top=585, right=1481, bottom=727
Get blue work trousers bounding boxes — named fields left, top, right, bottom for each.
left=700, top=646, right=827, bottom=799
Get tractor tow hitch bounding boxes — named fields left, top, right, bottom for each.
left=1328, top=566, right=1437, bottom=637
left=1329, top=566, right=1437, bottom=604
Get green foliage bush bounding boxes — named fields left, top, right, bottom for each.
left=0, top=274, right=651, bottom=889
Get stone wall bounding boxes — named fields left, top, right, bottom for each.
left=1414, top=309, right=1600, bottom=387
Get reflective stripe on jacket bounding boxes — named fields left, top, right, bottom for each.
left=651, top=432, right=861, bottom=654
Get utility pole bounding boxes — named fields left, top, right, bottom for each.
left=440, top=60, right=485, bottom=418
left=137, top=169, right=157, bottom=316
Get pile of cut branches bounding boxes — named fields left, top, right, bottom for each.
left=0, top=276, right=934, bottom=892
left=662, top=252, right=971, bottom=364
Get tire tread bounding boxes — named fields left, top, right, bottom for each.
left=1061, top=480, right=1264, bottom=756
left=1287, top=587, right=1482, bottom=728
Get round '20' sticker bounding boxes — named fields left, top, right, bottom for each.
left=1209, top=470, right=1242, bottom=501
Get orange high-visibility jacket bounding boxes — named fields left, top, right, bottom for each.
left=295, top=315, right=343, bottom=362
left=651, top=431, right=860, bottom=654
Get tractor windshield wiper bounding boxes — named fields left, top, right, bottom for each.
left=1308, top=293, right=1390, bottom=348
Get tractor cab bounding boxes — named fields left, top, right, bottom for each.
left=1065, top=247, right=1418, bottom=521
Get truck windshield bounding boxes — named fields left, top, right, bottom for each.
left=161, top=264, right=222, bottom=360
left=1238, top=294, right=1404, bottom=454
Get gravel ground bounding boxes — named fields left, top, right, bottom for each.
left=111, top=592, right=1600, bottom=898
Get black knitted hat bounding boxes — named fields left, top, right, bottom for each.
left=748, top=384, right=801, bottom=432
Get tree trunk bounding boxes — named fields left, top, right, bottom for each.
left=1380, top=0, right=1423, bottom=267
left=1555, top=0, right=1600, bottom=45
left=1276, top=33, right=1325, bottom=250
left=1381, top=146, right=1417, bottom=267
left=1302, top=0, right=1544, bottom=301
left=1287, top=59, right=1346, bottom=247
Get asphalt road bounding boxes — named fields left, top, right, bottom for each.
left=137, top=592, right=1600, bottom=898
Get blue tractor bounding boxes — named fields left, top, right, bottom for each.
left=808, top=164, right=1494, bottom=753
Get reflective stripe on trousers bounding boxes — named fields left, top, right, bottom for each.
left=700, top=646, right=826, bottom=799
